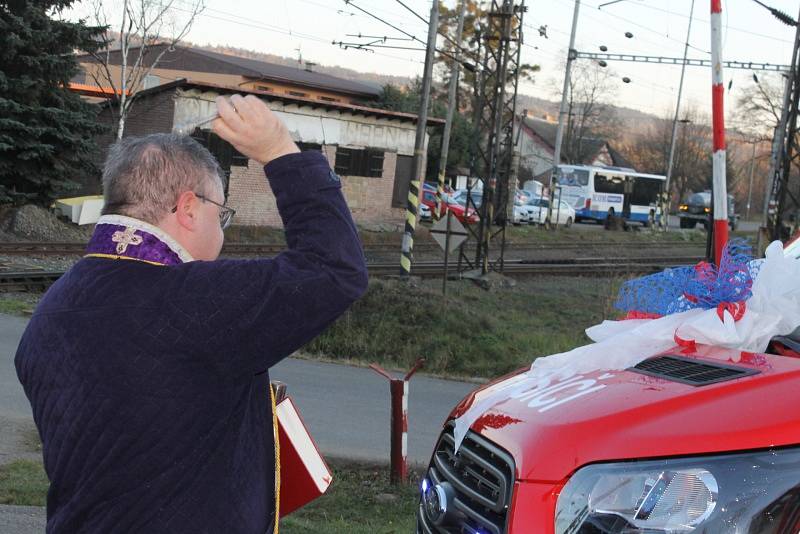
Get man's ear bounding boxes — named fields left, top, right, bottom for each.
left=174, top=190, right=199, bottom=231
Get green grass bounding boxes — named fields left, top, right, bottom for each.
left=306, top=276, right=625, bottom=379
left=281, top=463, right=419, bottom=533
left=0, top=459, right=420, bottom=532
left=502, top=224, right=708, bottom=244
left=0, top=297, right=34, bottom=316
left=0, top=460, right=49, bottom=506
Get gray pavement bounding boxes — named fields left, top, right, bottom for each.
left=0, top=505, right=46, bottom=534
left=0, top=314, right=32, bottom=420
left=1, top=313, right=475, bottom=466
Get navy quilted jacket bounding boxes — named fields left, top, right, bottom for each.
left=15, top=151, right=368, bottom=533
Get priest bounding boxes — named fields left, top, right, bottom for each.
left=15, top=94, right=368, bottom=533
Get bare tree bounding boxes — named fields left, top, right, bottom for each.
left=551, top=60, right=619, bottom=164
left=87, top=0, right=205, bottom=139
left=622, top=106, right=714, bottom=203
left=734, top=73, right=784, bottom=138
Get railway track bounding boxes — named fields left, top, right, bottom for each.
left=0, top=240, right=706, bottom=256
left=1, top=256, right=702, bottom=292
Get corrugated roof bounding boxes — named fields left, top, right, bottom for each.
left=78, top=44, right=383, bottom=98
left=186, top=47, right=383, bottom=98
left=94, top=78, right=444, bottom=126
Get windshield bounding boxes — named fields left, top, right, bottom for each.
left=687, top=192, right=712, bottom=206
left=526, top=197, right=548, bottom=207
left=557, top=168, right=590, bottom=187
left=455, top=191, right=482, bottom=208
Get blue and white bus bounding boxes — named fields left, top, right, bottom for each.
left=555, top=165, right=666, bottom=226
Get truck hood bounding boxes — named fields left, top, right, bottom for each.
left=449, top=345, right=800, bottom=482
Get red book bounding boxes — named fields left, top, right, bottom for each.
left=276, top=396, right=333, bottom=517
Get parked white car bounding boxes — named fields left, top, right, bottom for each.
left=524, top=197, right=575, bottom=226
left=419, top=203, right=432, bottom=221
left=512, top=204, right=529, bottom=225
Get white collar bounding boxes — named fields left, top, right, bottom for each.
left=96, top=214, right=195, bottom=263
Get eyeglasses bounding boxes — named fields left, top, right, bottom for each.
left=171, top=193, right=236, bottom=229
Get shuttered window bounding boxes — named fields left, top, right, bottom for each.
left=334, top=147, right=384, bottom=178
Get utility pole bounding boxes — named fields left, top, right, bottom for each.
left=746, top=139, right=757, bottom=219
left=467, top=0, right=525, bottom=276
left=400, top=1, right=439, bottom=277
left=664, top=0, right=695, bottom=230
left=548, top=0, right=580, bottom=227
left=435, top=0, right=467, bottom=220
left=761, top=5, right=800, bottom=250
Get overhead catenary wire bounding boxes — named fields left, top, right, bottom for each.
left=165, top=0, right=425, bottom=64
left=339, top=0, right=479, bottom=70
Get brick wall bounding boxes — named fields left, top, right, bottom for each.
left=227, top=158, right=281, bottom=226
left=227, top=146, right=415, bottom=228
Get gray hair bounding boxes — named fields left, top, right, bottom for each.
left=101, top=133, right=224, bottom=224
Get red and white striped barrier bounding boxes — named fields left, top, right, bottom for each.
left=711, top=0, right=729, bottom=265
left=370, top=358, right=425, bottom=484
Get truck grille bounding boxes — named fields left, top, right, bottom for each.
left=417, top=423, right=515, bottom=534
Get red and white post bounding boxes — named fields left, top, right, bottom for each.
left=370, top=359, right=425, bottom=484
left=711, top=0, right=728, bottom=265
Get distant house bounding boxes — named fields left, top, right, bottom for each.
left=74, top=44, right=383, bottom=106
left=81, top=79, right=442, bottom=228
left=517, top=115, right=633, bottom=188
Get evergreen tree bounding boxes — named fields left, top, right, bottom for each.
left=0, top=0, right=106, bottom=206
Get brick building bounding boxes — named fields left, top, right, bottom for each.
left=90, top=79, right=442, bottom=228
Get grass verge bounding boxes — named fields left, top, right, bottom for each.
left=0, top=296, right=35, bottom=316
left=306, top=275, right=625, bottom=379
left=281, top=462, right=419, bottom=533
left=0, top=460, right=49, bottom=506
left=0, top=459, right=420, bottom=533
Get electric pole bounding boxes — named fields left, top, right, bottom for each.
left=548, top=0, right=580, bottom=227
left=664, top=0, right=695, bottom=230
left=436, top=0, right=467, bottom=220
left=400, top=1, right=439, bottom=277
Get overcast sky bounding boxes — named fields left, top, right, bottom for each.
left=65, top=0, right=800, bottom=125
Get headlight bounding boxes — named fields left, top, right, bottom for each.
left=555, top=447, right=800, bottom=533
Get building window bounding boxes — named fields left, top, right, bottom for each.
left=318, top=96, right=338, bottom=102
left=392, top=155, right=414, bottom=207
left=297, top=142, right=322, bottom=152
left=594, top=174, right=625, bottom=195
left=256, top=85, right=272, bottom=92
left=335, top=147, right=384, bottom=178
left=190, top=128, right=249, bottom=196
left=287, top=90, right=307, bottom=97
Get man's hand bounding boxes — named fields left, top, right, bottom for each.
left=212, top=95, right=300, bottom=165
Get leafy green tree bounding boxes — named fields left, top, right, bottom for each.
left=372, top=80, right=475, bottom=180
left=0, top=0, right=106, bottom=206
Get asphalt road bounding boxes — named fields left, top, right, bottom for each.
left=0, top=314, right=476, bottom=465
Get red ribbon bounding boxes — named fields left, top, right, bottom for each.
left=716, top=301, right=746, bottom=322
left=674, top=332, right=697, bottom=354
left=624, top=311, right=663, bottom=320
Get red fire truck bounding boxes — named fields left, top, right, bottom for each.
left=417, top=3, right=799, bottom=531
left=417, top=334, right=800, bottom=533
